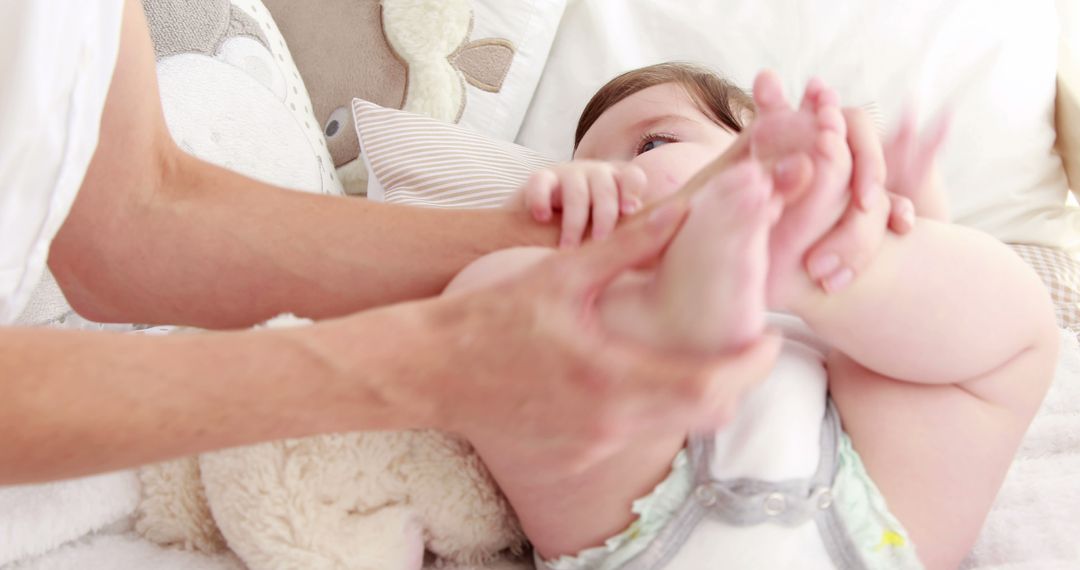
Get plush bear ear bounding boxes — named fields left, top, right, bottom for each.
left=144, top=0, right=269, bottom=60
left=450, top=38, right=516, bottom=93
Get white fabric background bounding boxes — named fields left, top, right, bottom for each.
left=0, top=0, right=125, bottom=324
left=517, top=0, right=1078, bottom=253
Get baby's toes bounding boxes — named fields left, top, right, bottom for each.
left=800, top=77, right=826, bottom=113
left=815, top=130, right=853, bottom=175
left=752, top=70, right=792, bottom=114
left=813, top=93, right=846, bottom=137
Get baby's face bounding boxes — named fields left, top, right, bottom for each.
left=574, top=82, right=739, bottom=203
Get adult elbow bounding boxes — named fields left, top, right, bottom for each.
left=48, top=237, right=127, bottom=324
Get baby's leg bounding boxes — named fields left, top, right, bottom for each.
left=448, top=163, right=777, bottom=560
left=828, top=335, right=1056, bottom=570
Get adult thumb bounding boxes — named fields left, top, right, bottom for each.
left=567, top=200, right=689, bottom=298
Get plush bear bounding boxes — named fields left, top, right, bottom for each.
left=136, top=316, right=526, bottom=570
left=260, top=0, right=516, bottom=195
left=137, top=1, right=525, bottom=567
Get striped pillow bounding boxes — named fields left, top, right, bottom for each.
left=354, top=99, right=554, bottom=209
left=1011, top=244, right=1080, bottom=335
left=354, top=98, right=885, bottom=211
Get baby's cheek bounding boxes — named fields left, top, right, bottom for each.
left=634, top=159, right=689, bottom=202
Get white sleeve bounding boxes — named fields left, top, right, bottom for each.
left=0, top=0, right=125, bottom=324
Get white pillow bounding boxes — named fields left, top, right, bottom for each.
left=18, top=0, right=344, bottom=330
left=148, top=0, right=343, bottom=196
left=517, top=0, right=1079, bottom=254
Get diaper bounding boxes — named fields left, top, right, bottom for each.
left=540, top=406, right=921, bottom=570
left=539, top=314, right=923, bottom=570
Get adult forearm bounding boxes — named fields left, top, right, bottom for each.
left=47, top=0, right=558, bottom=329
left=0, top=307, right=434, bottom=484
left=792, top=220, right=1053, bottom=383
left=60, top=149, right=556, bottom=328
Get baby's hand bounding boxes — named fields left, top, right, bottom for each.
left=507, top=161, right=647, bottom=247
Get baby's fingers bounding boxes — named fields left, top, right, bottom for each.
left=588, top=169, right=621, bottom=242
left=614, top=163, right=647, bottom=216
left=561, top=171, right=591, bottom=248
left=523, top=169, right=560, bottom=223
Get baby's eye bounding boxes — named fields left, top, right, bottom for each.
left=636, top=133, right=678, bottom=155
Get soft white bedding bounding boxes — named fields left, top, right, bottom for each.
left=961, top=329, right=1080, bottom=569
left=4, top=329, right=1078, bottom=570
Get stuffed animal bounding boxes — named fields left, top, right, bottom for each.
left=260, top=0, right=516, bottom=195
left=137, top=2, right=525, bottom=567
left=142, top=0, right=341, bottom=196
left=136, top=315, right=525, bottom=570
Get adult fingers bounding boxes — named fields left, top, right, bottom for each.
left=804, top=184, right=891, bottom=292
left=887, top=194, right=916, bottom=234
left=843, top=107, right=886, bottom=211
left=623, top=333, right=783, bottom=433
left=909, top=112, right=951, bottom=191
left=558, top=200, right=690, bottom=301
left=884, top=108, right=916, bottom=192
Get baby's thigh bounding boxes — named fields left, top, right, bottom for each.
left=444, top=247, right=555, bottom=295
left=827, top=351, right=1035, bottom=570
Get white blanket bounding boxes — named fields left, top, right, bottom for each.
left=0, top=471, right=139, bottom=567
left=962, top=329, right=1080, bottom=569
left=4, top=330, right=1079, bottom=570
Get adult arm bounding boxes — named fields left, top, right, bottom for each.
left=49, top=0, right=557, bottom=329
left=6, top=198, right=781, bottom=484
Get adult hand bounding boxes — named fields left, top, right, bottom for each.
left=429, top=202, right=781, bottom=472
left=804, top=107, right=917, bottom=292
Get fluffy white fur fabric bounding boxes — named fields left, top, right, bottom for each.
left=136, top=315, right=524, bottom=570
left=382, top=0, right=472, bottom=122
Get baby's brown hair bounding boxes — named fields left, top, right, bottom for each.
left=574, top=62, right=755, bottom=151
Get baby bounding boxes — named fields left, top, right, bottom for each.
left=445, top=64, right=1059, bottom=569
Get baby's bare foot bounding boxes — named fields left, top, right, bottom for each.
left=751, top=73, right=854, bottom=306
left=652, top=161, right=777, bottom=353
